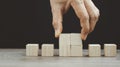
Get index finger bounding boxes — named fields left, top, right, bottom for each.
left=71, top=0, right=90, bottom=40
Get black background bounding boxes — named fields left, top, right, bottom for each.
left=1, top=0, right=120, bottom=49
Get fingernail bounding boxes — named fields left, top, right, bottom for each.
left=55, top=30, right=60, bottom=38
left=81, top=34, right=87, bottom=40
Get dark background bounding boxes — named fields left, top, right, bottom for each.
left=1, top=0, right=120, bottom=49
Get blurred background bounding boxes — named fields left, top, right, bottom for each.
left=0, top=0, right=120, bottom=49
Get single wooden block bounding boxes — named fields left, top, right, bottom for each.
left=70, top=45, right=83, bottom=56
left=59, top=34, right=71, bottom=56
left=70, top=33, right=82, bottom=45
left=89, top=44, right=101, bottom=57
left=104, top=44, right=117, bottom=56
left=42, top=44, right=54, bottom=56
left=26, top=44, right=39, bottom=56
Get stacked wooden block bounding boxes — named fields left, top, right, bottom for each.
left=59, top=34, right=71, bottom=56
left=70, top=33, right=83, bottom=56
left=59, top=33, right=83, bottom=56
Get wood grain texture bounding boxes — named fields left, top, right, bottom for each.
left=42, top=44, right=54, bottom=56
left=70, top=45, right=83, bottom=56
left=70, top=33, right=82, bottom=45
left=26, top=44, right=39, bottom=56
left=59, top=34, right=71, bottom=56
left=89, top=44, right=101, bottom=57
left=104, top=44, right=117, bottom=56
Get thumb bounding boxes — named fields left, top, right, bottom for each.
left=52, top=10, right=63, bottom=38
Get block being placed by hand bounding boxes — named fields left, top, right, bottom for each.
left=70, top=45, right=83, bottom=56
left=89, top=44, right=101, bottom=57
left=26, top=44, right=39, bottom=56
left=42, top=44, right=54, bottom=56
left=59, top=34, right=71, bottom=56
left=70, top=33, right=82, bottom=45
left=104, top=44, right=117, bottom=56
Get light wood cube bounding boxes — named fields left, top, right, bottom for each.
left=104, top=44, right=117, bottom=56
left=42, top=44, right=54, bottom=56
left=89, top=44, right=101, bottom=57
left=70, top=33, right=82, bottom=45
left=26, top=44, right=39, bottom=56
left=59, top=34, right=71, bottom=56
left=70, top=45, right=83, bottom=56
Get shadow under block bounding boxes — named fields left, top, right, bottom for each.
left=42, top=44, right=54, bottom=56
left=70, top=45, right=83, bottom=56
left=89, top=44, right=101, bottom=57
left=26, top=44, right=39, bottom=56
left=70, top=33, right=82, bottom=45
left=104, top=44, right=117, bottom=56
left=59, top=34, right=71, bottom=56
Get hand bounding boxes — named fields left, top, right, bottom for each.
left=50, top=0, right=100, bottom=40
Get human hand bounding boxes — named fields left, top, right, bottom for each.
left=50, top=0, right=100, bottom=40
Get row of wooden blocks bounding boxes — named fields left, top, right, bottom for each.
left=26, top=43, right=117, bottom=57
left=26, top=44, right=54, bottom=56
left=26, top=33, right=117, bottom=57
left=89, top=44, right=116, bottom=56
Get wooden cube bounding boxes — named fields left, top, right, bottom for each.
left=42, top=44, right=54, bottom=56
left=70, top=45, right=83, bottom=56
left=89, top=44, right=101, bottom=57
left=104, top=44, right=117, bottom=56
left=26, top=44, right=39, bottom=56
left=70, top=33, right=82, bottom=45
left=59, top=34, right=71, bottom=56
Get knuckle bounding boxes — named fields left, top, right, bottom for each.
left=81, top=14, right=89, bottom=21
left=96, top=8, right=100, bottom=13
left=96, top=9, right=100, bottom=17
left=96, top=8, right=100, bottom=17
left=90, top=9, right=100, bottom=20
left=90, top=14, right=99, bottom=20
left=97, top=12, right=100, bottom=17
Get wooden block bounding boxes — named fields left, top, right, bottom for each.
left=104, top=44, right=117, bottom=56
left=89, top=44, right=101, bottom=57
left=42, top=44, right=54, bottom=56
left=59, top=34, right=71, bottom=56
left=26, top=44, right=39, bottom=56
left=70, top=33, right=82, bottom=45
left=70, top=45, right=83, bottom=56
